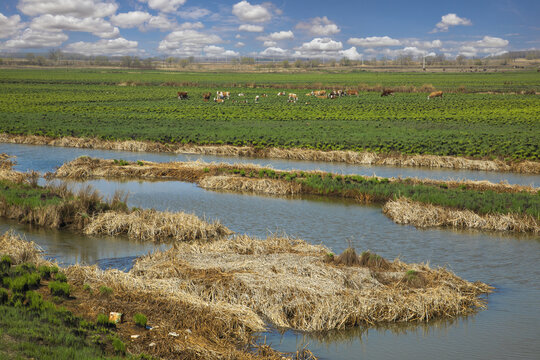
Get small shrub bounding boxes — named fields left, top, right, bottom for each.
left=99, top=286, right=113, bottom=296
left=9, top=276, right=30, bottom=293
left=83, top=283, right=92, bottom=292
left=38, top=265, right=52, bottom=279
left=0, top=288, right=8, bottom=304
left=335, top=248, right=361, bottom=266
left=50, top=266, right=59, bottom=275
left=26, top=290, right=43, bottom=310
left=112, top=337, right=126, bottom=355
left=137, top=160, right=144, bottom=166
left=55, top=272, right=68, bottom=282
left=0, top=255, right=12, bottom=272
left=203, top=167, right=210, bottom=173
left=96, top=313, right=112, bottom=328
left=49, top=280, right=70, bottom=297
left=133, top=313, right=147, bottom=328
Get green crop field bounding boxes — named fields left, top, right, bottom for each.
left=0, top=68, right=539, bottom=160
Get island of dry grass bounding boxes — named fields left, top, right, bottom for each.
left=383, top=197, right=540, bottom=234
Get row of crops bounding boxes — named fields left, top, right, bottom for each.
left=0, top=69, right=539, bottom=160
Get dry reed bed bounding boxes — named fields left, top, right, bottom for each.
left=383, top=197, right=540, bottom=234
left=129, top=235, right=492, bottom=331
left=84, top=209, right=233, bottom=242
left=2, top=133, right=538, bottom=174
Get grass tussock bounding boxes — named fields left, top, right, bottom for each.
left=383, top=197, right=540, bottom=233
left=84, top=209, right=232, bottom=242
left=0, top=231, right=46, bottom=266
left=2, top=133, right=538, bottom=174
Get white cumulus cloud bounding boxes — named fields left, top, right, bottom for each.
left=158, top=29, right=222, bottom=56
left=138, top=0, right=186, bottom=13
left=0, top=13, right=25, bottom=39
left=64, top=37, right=139, bottom=56
left=433, top=13, right=472, bottom=32
left=347, top=36, right=401, bottom=47
left=178, top=7, right=211, bottom=19
left=232, top=1, right=272, bottom=23
left=31, top=14, right=119, bottom=38
left=238, top=24, right=264, bottom=32
left=263, top=40, right=276, bottom=47
left=260, top=46, right=288, bottom=57
left=111, top=11, right=152, bottom=28
left=204, top=45, right=238, bottom=57
left=296, top=17, right=340, bottom=36
left=3, top=28, right=68, bottom=49
left=17, top=0, right=117, bottom=18
left=340, top=47, right=362, bottom=60
left=294, top=38, right=343, bottom=58
left=476, top=36, right=508, bottom=48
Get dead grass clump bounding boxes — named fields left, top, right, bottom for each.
left=359, top=251, right=390, bottom=270
left=84, top=209, right=232, bottom=242
left=0, top=231, right=46, bottom=265
left=334, top=247, right=361, bottom=266
left=383, top=197, right=540, bottom=234
left=199, top=175, right=301, bottom=195
left=400, top=270, right=427, bottom=288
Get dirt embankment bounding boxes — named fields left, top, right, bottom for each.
left=2, top=133, right=539, bottom=174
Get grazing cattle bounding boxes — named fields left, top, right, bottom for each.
left=311, top=90, right=326, bottom=96
left=238, top=93, right=245, bottom=97
left=288, top=93, right=298, bottom=102
left=213, top=97, right=224, bottom=103
left=261, top=94, right=268, bottom=97
left=177, top=91, right=188, bottom=99
left=305, top=93, right=312, bottom=96
left=277, top=92, right=286, bottom=96
left=346, top=89, right=359, bottom=96
left=202, top=92, right=211, bottom=101
left=427, top=91, right=443, bottom=99
left=254, top=95, right=260, bottom=102
left=216, top=91, right=230, bottom=99
left=381, top=89, right=394, bottom=97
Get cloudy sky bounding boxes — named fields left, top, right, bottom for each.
left=0, top=0, right=538, bottom=59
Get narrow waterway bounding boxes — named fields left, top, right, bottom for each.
left=1, top=142, right=539, bottom=359
left=1, top=142, right=538, bottom=186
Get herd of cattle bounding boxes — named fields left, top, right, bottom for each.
left=177, top=89, right=444, bottom=102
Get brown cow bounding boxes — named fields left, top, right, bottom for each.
left=202, top=92, right=211, bottom=101
left=428, top=91, right=443, bottom=99
left=381, top=89, right=394, bottom=97
left=346, top=89, right=359, bottom=96
left=312, top=90, right=326, bottom=96
left=177, top=91, right=188, bottom=99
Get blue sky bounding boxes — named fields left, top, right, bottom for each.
left=0, top=0, right=538, bottom=59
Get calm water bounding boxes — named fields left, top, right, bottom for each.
left=0, top=142, right=539, bottom=359
left=0, top=142, right=538, bottom=186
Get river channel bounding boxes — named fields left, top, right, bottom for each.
left=1, top=142, right=539, bottom=359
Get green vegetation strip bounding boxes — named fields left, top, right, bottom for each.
left=0, top=256, right=147, bottom=360
left=0, top=69, right=539, bottom=160
left=221, top=168, right=540, bottom=219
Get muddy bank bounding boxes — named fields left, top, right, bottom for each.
left=2, top=133, right=539, bottom=174
left=383, top=198, right=540, bottom=234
